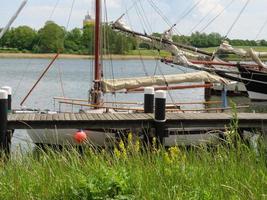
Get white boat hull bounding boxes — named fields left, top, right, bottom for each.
left=27, top=129, right=116, bottom=146
left=27, top=128, right=221, bottom=147
left=248, top=91, right=267, bottom=101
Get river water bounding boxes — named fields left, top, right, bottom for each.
left=0, top=58, right=206, bottom=151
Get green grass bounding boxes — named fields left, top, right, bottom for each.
left=127, top=49, right=171, bottom=57
left=201, top=46, right=267, bottom=54
left=0, top=132, right=266, bottom=199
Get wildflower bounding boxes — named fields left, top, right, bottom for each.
left=119, top=140, right=127, bottom=159
left=169, top=146, right=180, bottom=160
left=134, top=140, right=140, bottom=153
left=127, top=132, right=133, bottom=144
left=164, top=152, right=172, bottom=164
left=114, top=147, right=121, bottom=158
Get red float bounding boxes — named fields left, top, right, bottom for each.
left=73, top=130, right=87, bottom=143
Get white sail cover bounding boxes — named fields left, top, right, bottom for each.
left=101, top=71, right=229, bottom=93
left=217, top=41, right=267, bottom=69
left=113, top=20, right=203, bottom=64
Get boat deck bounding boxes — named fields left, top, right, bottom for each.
left=7, top=112, right=267, bottom=133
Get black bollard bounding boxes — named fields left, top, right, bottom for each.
left=143, top=87, right=154, bottom=147
left=1, top=86, right=12, bottom=112
left=1, top=87, right=12, bottom=158
left=0, top=90, right=9, bottom=158
left=154, top=90, right=167, bottom=145
left=144, top=87, right=154, bottom=113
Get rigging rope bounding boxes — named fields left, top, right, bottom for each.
left=103, top=0, right=118, bottom=104
left=13, top=0, right=61, bottom=97
left=147, top=0, right=181, bottom=36
left=255, top=18, right=267, bottom=40
left=57, top=0, right=76, bottom=98
left=174, top=0, right=203, bottom=27
left=189, top=3, right=218, bottom=34
left=224, top=0, right=250, bottom=38
left=200, top=0, right=235, bottom=33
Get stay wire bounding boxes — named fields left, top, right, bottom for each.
left=174, top=0, right=203, bottom=27
left=224, top=0, right=250, bottom=38
left=148, top=0, right=181, bottom=35
left=189, top=3, right=218, bottom=34
left=103, top=0, right=117, bottom=102
left=255, top=18, right=267, bottom=40
left=57, top=0, right=76, bottom=98
left=200, top=0, right=235, bottom=33
left=13, top=0, right=61, bottom=98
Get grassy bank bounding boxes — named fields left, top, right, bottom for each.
left=0, top=53, right=157, bottom=60
left=1, top=46, right=267, bottom=60
left=1, top=134, right=266, bottom=199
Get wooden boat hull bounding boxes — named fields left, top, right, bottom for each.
left=237, top=66, right=267, bottom=101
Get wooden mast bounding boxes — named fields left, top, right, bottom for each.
left=91, top=0, right=102, bottom=106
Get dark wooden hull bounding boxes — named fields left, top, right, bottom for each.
left=237, top=66, right=267, bottom=101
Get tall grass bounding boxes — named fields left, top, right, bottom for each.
left=0, top=125, right=266, bottom=199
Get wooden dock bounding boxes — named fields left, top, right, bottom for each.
left=7, top=112, right=267, bottom=132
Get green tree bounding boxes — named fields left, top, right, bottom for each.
left=64, top=28, right=83, bottom=53
left=38, top=21, right=65, bottom=53
left=82, top=24, right=94, bottom=54
left=0, top=29, right=13, bottom=47
left=9, top=26, right=36, bottom=50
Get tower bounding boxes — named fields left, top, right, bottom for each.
left=83, top=13, right=94, bottom=27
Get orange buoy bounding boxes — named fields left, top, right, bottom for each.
left=74, top=130, right=87, bottom=143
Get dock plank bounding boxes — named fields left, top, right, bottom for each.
left=47, top=114, right=53, bottom=121
left=69, top=113, right=76, bottom=121
left=8, top=113, right=19, bottom=121
left=85, top=113, right=95, bottom=121
left=75, top=113, right=83, bottom=121
left=28, top=114, right=35, bottom=121
left=40, top=114, right=47, bottom=121
left=34, top=114, right=42, bottom=121
left=80, top=113, right=88, bottom=121
left=52, top=114, right=59, bottom=121
left=6, top=112, right=267, bottom=133
left=64, top=113, right=71, bottom=121
left=58, top=113, right=65, bottom=121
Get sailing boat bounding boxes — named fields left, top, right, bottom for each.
left=111, top=13, right=267, bottom=102
left=22, top=0, right=229, bottom=147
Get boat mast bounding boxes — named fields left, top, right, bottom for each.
left=91, top=0, right=102, bottom=106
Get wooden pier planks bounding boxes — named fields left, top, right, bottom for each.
left=6, top=112, right=267, bottom=132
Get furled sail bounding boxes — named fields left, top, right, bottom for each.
left=217, top=41, right=267, bottom=69
left=113, top=20, right=207, bottom=71
left=101, top=71, right=230, bottom=93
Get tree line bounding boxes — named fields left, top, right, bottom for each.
left=0, top=21, right=266, bottom=54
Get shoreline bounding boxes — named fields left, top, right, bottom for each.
left=0, top=53, right=158, bottom=60
left=0, top=52, right=266, bottom=61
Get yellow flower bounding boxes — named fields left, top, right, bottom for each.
left=134, top=140, right=140, bottom=153
left=114, top=147, right=121, bottom=158
left=119, top=140, right=127, bottom=159
left=164, top=152, right=172, bottom=164
left=169, top=146, right=180, bottom=160
left=127, top=132, right=133, bottom=144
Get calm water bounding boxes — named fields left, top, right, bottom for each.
left=0, top=58, right=206, bottom=150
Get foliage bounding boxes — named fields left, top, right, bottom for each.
left=37, top=21, right=65, bottom=53
left=0, top=21, right=267, bottom=55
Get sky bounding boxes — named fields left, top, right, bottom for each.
left=1, top=0, right=267, bottom=40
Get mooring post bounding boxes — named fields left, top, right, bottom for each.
left=1, top=86, right=12, bottom=112
left=143, top=87, right=154, bottom=146
left=154, top=90, right=167, bottom=145
left=0, top=90, right=9, bottom=159
left=144, top=87, right=154, bottom=113
left=221, top=85, right=228, bottom=112
left=1, top=86, right=12, bottom=158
